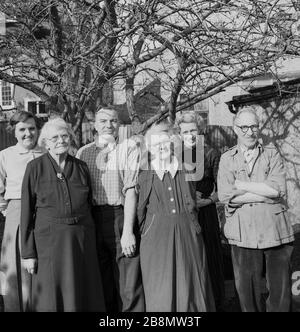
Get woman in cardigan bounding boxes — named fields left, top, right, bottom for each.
left=137, top=120, right=215, bottom=312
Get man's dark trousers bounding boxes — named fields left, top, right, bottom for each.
left=92, top=205, right=145, bottom=312
left=231, top=243, right=293, bottom=312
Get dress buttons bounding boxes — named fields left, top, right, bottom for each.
left=172, top=209, right=176, bottom=214
left=170, top=198, right=174, bottom=202
left=168, top=187, right=172, bottom=191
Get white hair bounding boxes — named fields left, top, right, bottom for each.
left=38, top=117, right=75, bottom=148
left=144, top=120, right=173, bottom=151
left=233, top=106, right=260, bottom=126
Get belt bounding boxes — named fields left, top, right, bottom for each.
left=93, top=204, right=123, bottom=210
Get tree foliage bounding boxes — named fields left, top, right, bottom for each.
left=0, top=0, right=300, bottom=137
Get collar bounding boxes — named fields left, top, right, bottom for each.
left=94, top=134, right=119, bottom=150
left=240, top=144, right=257, bottom=155
left=151, top=156, right=179, bottom=180
left=15, top=143, right=44, bottom=155
left=229, top=141, right=263, bottom=156
left=239, top=142, right=262, bottom=155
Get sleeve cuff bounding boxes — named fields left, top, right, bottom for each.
left=122, top=184, right=136, bottom=196
left=0, top=200, right=8, bottom=211
left=21, top=253, right=37, bottom=259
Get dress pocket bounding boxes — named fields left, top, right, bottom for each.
left=141, top=214, right=156, bottom=238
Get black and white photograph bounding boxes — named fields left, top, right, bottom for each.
left=0, top=0, right=300, bottom=318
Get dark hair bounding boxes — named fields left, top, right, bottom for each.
left=7, top=111, right=40, bottom=133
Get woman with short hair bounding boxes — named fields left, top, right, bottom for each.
left=177, top=111, right=225, bottom=311
left=20, top=118, right=105, bottom=312
left=137, top=120, right=215, bottom=312
left=0, top=111, right=43, bottom=312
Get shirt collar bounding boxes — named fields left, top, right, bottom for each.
left=94, top=134, right=119, bottom=151
left=151, top=156, right=179, bottom=180
left=240, top=145, right=256, bottom=156
left=230, top=141, right=263, bottom=156
left=15, top=143, right=44, bottom=155
left=239, top=141, right=262, bottom=154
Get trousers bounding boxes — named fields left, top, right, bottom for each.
left=231, top=243, right=293, bottom=312
left=92, top=205, right=144, bottom=312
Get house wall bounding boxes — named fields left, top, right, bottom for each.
left=208, top=86, right=241, bottom=126
left=13, top=85, right=41, bottom=110
left=238, top=95, right=300, bottom=228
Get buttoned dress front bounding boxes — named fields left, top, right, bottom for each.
left=138, top=168, right=215, bottom=312
left=21, top=153, right=105, bottom=312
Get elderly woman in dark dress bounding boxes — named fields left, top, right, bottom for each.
left=177, top=111, right=225, bottom=311
left=137, top=120, right=215, bottom=312
left=21, top=118, right=105, bottom=312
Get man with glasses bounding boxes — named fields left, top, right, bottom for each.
left=218, top=107, right=294, bottom=312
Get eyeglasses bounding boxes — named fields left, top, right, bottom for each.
left=47, top=134, right=70, bottom=143
left=236, top=125, right=259, bottom=134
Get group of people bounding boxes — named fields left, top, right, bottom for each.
left=0, top=105, right=294, bottom=312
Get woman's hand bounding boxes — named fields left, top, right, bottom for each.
left=23, top=258, right=38, bottom=275
left=0, top=208, right=7, bottom=217
left=196, top=191, right=213, bottom=208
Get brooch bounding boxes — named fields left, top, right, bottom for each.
left=57, top=173, right=64, bottom=180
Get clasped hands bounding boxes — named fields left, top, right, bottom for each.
left=196, top=191, right=214, bottom=208
left=120, top=232, right=136, bottom=258
left=23, top=258, right=38, bottom=275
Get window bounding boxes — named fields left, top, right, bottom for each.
left=1, top=81, right=12, bottom=107
left=25, top=99, right=47, bottom=117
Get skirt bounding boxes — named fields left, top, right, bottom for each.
left=140, top=211, right=215, bottom=312
left=0, top=200, right=31, bottom=312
